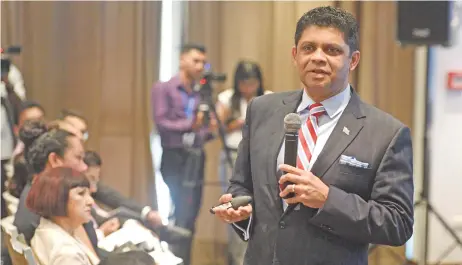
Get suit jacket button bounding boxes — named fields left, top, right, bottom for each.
left=279, top=221, right=286, bottom=229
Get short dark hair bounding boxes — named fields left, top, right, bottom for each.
left=180, top=43, right=206, bottom=54
left=295, top=6, right=359, bottom=53
left=19, top=101, right=45, bottom=116
left=19, top=120, right=75, bottom=174
left=84, top=150, right=102, bottom=167
left=59, top=109, right=87, bottom=123
left=26, top=167, right=90, bottom=218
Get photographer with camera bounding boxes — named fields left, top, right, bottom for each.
left=151, top=43, right=217, bottom=265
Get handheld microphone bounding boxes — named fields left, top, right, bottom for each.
left=280, top=113, right=302, bottom=199
left=209, top=196, right=253, bottom=214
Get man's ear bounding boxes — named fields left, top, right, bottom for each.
left=349, top=51, right=360, bottom=71
left=292, top=46, right=297, bottom=66
left=48, top=152, right=63, bottom=168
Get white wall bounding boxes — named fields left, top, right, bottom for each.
left=152, top=0, right=185, bottom=224
left=427, top=15, right=462, bottom=262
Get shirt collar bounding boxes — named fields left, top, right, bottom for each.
left=172, top=75, right=199, bottom=94
left=296, top=84, right=351, bottom=119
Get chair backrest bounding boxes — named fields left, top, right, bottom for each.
left=1, top=216, right=38, bottom=265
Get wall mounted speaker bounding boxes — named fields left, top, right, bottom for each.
left=396, top=1, right=459, bottom=46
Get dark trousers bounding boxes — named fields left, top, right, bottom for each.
left=160, top=148, right=205, bottom=265
left=1, top=160, right=9, bottom=219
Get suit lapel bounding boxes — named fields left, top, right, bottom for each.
left=266, top=90, right=303, bottom=213
left=310, top=90, right=366, bottom=178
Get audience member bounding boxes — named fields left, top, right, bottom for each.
left=27, top=167, right=100, bottom=265
left=61, top=110, right=191, bottom=243
left=1, top=80, right=17, bottom=218
left=13, top=120, right=98, bottom=255
left=59, top=109, right=89, bottom=141
left=8, top=101, right=46, bottom=197
left=83, top=150, right=120, bottom=241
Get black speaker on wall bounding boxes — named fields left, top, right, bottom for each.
left=396, top=1, right=458, bottom=46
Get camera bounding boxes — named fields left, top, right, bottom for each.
left=1, top=45, right=21, bottom=76
left=1, top=58, right=11, bottom=76
left=196, top=67, right=227, bottom=127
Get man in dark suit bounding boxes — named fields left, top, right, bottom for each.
left=214, top=6, right=414, bottom=265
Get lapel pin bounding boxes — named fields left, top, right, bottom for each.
left=343, top=127, right=350, bottom=135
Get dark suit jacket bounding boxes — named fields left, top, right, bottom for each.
left=228, top=88, right=414, bottom=265
left=92, top=183, right=144, bottom=214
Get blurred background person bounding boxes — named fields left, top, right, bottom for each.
left=13, top=120, right=98, bottom=255
left=7, top=101, right=46, bottom=198
left=12, top=101, right=46, bottom=155
left=83, top=150, right=120, bottom=241
left=1, top=46, right=26, bottom=100
left=216, top=60, right=271, bottom=265
left=26, top=167, right=100, bottom=265
left=59, top=109, right=90, bottom=142
left=152, top=43, right=217, bottom=265
left=1, top=74, right=17, bottom=219
left=60, top=110, right=190, bottom=243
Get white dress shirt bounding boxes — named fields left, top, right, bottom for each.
left=8, top=64, right=26, bottom=100
left=234, top=85, right=351, bottom=240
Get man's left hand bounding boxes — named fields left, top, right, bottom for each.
left=278, top=164, right=329, bottom=209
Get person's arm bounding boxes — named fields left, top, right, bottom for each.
left=226, top=99, right=255, bottom=241
left=216, top=102, right=244, bottom=134
left=8, top=65, right=26, bottom=100
left=93, top=183, right=162, bottom=228
left=93, top=183, right=145, bottom=214
left=309, top=126, right=414, bottom=246
left=151, top=82, right=194, bottom=132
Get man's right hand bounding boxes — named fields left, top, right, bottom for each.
left=214, top=193, right=252, bottom=224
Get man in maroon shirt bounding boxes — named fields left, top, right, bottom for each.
left=151, top=43, right=216, bottom=265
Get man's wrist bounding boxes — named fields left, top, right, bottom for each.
left=318, top=185, right=330, bottom=208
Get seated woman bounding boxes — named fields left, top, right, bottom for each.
left=26, top=167, right=100, bottom=265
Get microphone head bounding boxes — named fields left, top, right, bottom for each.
left=284, top=113, right=302, bottom=133
left=230, top=196, right=253, bottom=209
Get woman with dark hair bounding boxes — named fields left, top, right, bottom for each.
left=13, top=119, right=91, bottom=249
left=217, top=60, right=272, bottom=188
left=216, top=60, right=272, bottom=265
left=26, top=167, right=100, bottom=265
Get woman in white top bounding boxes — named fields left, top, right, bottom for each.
left=216, top=60, right=271, bottom=265
left=26, top=167, right=100, bottom=265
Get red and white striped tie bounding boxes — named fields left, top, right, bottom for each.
left=297, top=103, right=326, bottom=170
